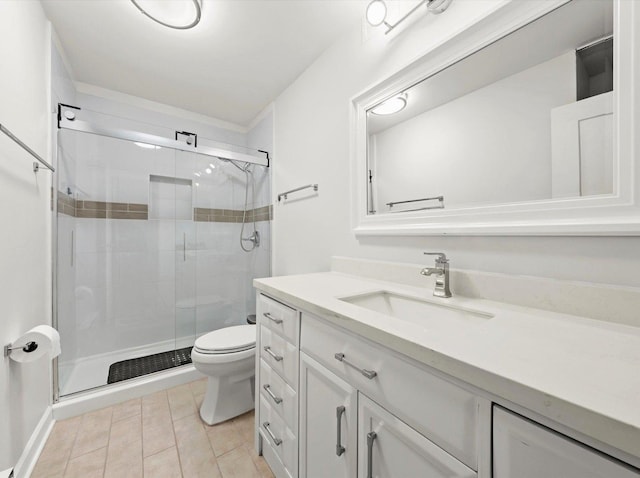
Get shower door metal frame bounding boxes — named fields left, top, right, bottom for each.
left=57, top=104, right=270, bottom=167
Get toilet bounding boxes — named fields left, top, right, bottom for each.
left=191, top=324, right=256, bottom=425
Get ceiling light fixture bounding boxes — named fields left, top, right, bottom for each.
left=371, top=94, right=408, bottom=115
left=131, top=0, right=202, bottom=30
left=366, top=0, right=453, bottom=34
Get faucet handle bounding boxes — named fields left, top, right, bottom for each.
left=424, top=252, right=448, bottom=264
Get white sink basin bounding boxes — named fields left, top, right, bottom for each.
left=339, top=290, right=493, bottom=331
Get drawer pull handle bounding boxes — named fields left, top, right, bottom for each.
left=367, top=431, right=377, bottom=478
left=263, top=422, right=282, bottom=446
left=336, top=405, right=346, bottom=456
left=263, top=384, right=283, bottom=404
left=264, top=346, right=284, bottom=362
left=263, top=312, right=283, bottom=324
left=334, top=353, right=377, bottom=379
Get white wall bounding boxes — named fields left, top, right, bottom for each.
left=272, top=0, right=640, bottom=289
left=0, top=1, right=52, bottom=471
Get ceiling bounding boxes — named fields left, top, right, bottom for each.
left=41, top=0, right=366, bottom=128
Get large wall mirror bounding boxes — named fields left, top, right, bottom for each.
left=352, top=0, right=639, bottom=235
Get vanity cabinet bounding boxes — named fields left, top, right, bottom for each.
left=256, top=294, right=301, bottom=478
left=493, top=407, right=640, bottom=478
left=299, top=352, right=357, bottom=478
left=255, top=291, right=640, bottom=478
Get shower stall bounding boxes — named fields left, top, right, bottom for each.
left=54, top=106, right=271, bottom=398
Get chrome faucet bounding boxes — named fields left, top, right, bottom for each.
left=420, top=252, right=452, bottom=298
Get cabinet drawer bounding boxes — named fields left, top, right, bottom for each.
left=261, top=326, right=298, bottom=387
left=301, top=312, right=479, bottom=470
left=259, top=358, right=298, bottom=431
left=260, top=395, right=298, bottom=476
left=259, top=294, right=299, bottom=344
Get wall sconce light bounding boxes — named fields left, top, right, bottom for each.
left=366, top=0, right=453, bottom=34
left=370, top=94, right=408, bottom=115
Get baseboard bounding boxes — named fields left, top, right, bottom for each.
left=53, top=364, right=202, bottom=420
left=12, top=407, right=53, bottom=478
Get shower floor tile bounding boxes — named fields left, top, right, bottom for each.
left=32, top=378, right=273, bottom=478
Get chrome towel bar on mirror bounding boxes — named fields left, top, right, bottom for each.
left=386, top=195, right=444, bottom=211
left=0, top=123, right=55, bottom=172
left=277, top=184, right=318, bottom=202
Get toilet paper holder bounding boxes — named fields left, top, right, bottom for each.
left=3, top=341, right=38, bottom=358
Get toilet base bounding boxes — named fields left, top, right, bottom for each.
left=199, top=375, right=255, bottom=425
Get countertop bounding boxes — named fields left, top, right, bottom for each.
left=254, top=271, right=640, bottom=462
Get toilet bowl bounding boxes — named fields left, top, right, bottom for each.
left=191, top=324, right=256, bottom=425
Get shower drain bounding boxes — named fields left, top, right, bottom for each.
left=107, top=346, right=193, bottom=384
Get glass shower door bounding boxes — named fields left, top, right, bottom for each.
left=56, top=129, right=180, bottom=396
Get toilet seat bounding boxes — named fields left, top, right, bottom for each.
left=194, top=324, right=256, bottom=355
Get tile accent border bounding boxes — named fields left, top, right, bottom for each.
left=57, top=190, right=272, bottom=223
left=194, top=205, right=272, bottom=223
left=56, top=192, right=148, bottom=220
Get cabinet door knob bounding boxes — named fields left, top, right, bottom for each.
left=336, top=405, right=346, bottom=456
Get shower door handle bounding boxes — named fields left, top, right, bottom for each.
left=183, top=233, right=186, bottom=261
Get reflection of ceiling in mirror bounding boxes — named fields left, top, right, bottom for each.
left=367, top=0, right=613, bottom=135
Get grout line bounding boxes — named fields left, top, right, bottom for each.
left=166, top=389, right=185, bottom=478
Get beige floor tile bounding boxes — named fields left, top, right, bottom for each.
left=168, top=384, right=197, bottom=421
left=143, top=416, right=175, bottom=457
left=194, top=393, right=204, bottom=409
left=104, top=435, right=143, bottom=478
left=189, top=378, right=207, bottom=397
left=206, top=419, right=244, bottom=457
left=143, top=446, right=183, bottom=478
left=34, top=414, right=83, bottom=473
left=217, top=447, right=261, bottom=478
left=64, top=446, right=107, bottom=478
left=232, top=410, right=255, bottom=445
left=174, top=414, right=221, bottom=478
left=110, top=414, right=142, bottom=446
left=70, top=407, right=113, bottom=458
left=34, top=379, right=263, bottom=478
left=112, top=397, right=141, bottom=422
left=247, top=446, right=275, bottom=478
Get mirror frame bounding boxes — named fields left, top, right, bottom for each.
left=351, top=0, right=639, bottom=236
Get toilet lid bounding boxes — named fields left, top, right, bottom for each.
left=194, top=325, right=256, bottom=353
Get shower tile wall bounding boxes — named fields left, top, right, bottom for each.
left=57, top=130, right=271, bottom=396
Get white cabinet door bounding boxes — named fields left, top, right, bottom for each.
left=299, top=352, right=357, bottom=478
left=493, top=407, right=640, bottom=478
left=358, top=394, right=476, bottom=478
